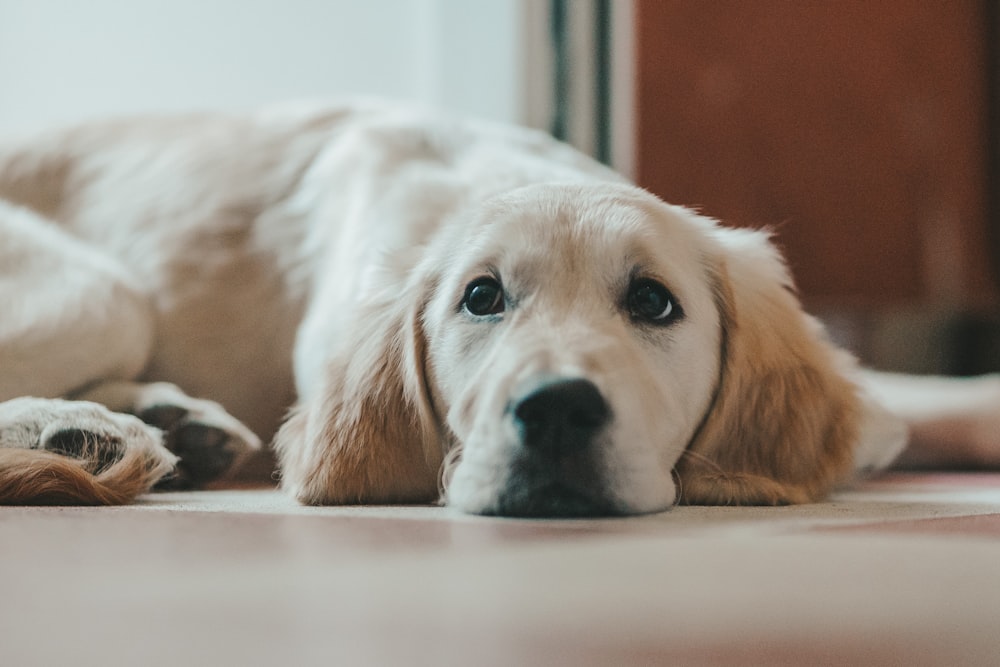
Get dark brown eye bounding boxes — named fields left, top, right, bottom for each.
left=462, top=277, right=505, bottom=316
left=628, top=279, right=682, bottom=324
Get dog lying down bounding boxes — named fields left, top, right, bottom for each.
left=1, top=100, right=998, bottom=516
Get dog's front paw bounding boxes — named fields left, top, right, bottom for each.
left=42, top=425, right=128, bottom=474
left=133, top=384, right=261, bottom=489
left=0, top=396, right=176, bottom=480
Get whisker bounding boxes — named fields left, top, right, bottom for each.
left=677, top=446, right=726, bottom=476
left=437, top=444, right=463, bottom=503
left=670, top=467, right=683, bottom=507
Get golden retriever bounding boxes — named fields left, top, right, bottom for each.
left=0, top=100, right=996, bottom=515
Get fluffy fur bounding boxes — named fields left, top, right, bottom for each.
left=0, top=99, right=992, bottom=515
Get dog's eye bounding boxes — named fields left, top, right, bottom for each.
left=627, top=279, right=682, bottom=324
left=462, top=277, right=505, bottom=316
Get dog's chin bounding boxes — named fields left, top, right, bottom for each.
left=446, top=461, right=624, bottom=518
left=450, top=485, right=620, bottom=518
left=446, top=451, right=680, bottom=518
left=489, top=481, right=622, bottom=518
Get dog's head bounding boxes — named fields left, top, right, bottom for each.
left=277, top=183, right=863, bottom=516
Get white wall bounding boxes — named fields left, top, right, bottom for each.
left=0, top=0, right=530, bottom=134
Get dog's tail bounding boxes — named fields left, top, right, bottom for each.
left=0, top=445, right=177, bottom=505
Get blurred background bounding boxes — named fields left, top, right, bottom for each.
left=1, top=0, right=996, bottom=375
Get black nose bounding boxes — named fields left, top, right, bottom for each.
left=512, top=378, right=611, bottom=456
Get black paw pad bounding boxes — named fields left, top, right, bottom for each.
left=42, top=429, right=124, bottom=474
left=138, top=404, right=189, bottom=430
left=159, top=422, right=236, bottom=488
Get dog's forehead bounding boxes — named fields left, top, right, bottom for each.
left=463, top=184, right=711, bottom=284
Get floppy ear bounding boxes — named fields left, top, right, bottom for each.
left=275, top=287, right=442, bottom=505
left=675, top=226, right=861, bottom=505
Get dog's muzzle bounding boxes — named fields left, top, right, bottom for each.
left=493, top=377, right=619, bottom=518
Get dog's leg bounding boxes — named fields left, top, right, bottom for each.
left=0, top=200, right=154, bottom=401
left=861, top=370, right=1000, bottom=469
left=0, top=200, right=173, bottom=503
left=72, top=381, right=262, bottom=488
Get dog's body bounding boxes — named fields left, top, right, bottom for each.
left=1, top=100, right=997, bottom=515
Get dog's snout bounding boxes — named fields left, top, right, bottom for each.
left=513, top=378, right=610, bottom=455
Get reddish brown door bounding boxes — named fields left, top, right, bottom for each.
left=634, top=0, right=995, bottom=310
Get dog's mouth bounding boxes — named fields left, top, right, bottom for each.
left=472, top=449, right=620, bottom=518
left=488, top=479, right=621, bottom=518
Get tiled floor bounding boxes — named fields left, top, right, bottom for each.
left=3, top=473, right=1000, bottom=666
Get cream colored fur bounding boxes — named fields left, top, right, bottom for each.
left=0, top=99, right=993, bottom=513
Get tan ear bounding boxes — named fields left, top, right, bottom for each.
left=676, top=227, right=860, bottom=505
left=275, top=291, right=441, bottom=505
